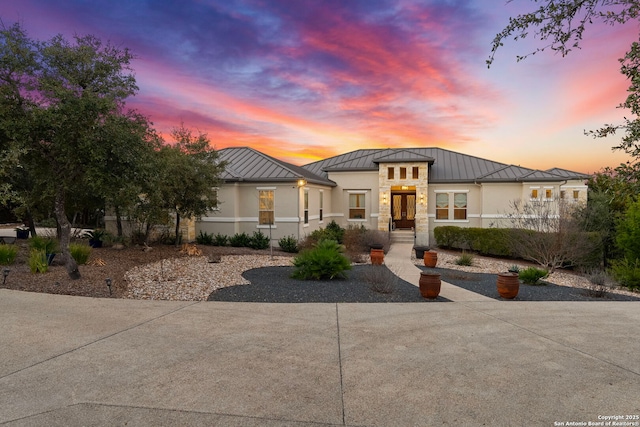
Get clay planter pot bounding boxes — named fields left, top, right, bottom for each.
left=370, top=248, right=384, bottom=265
left=419, top=272, right=441, bottom=299
left=497, top=272, right=520, bottom=299
left=423, top=251, right=438, bottom=268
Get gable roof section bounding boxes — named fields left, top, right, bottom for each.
left=546, top=167, right=591, bottom=180
left=219, top=147, right=335, bottom=186
left=302, top=147, right=589, bottom=183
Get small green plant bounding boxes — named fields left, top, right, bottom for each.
left=0, top=244, right=18, bottom=265
left=28, top=249, right=48, bottom=273
left=69, top=243, right=92, bottom=265
left=278, top=235, right=299, bottom=253
left=196, top=231, right=214, bottom=245
left=455, top=252, right=474, bottom=266
left=213, top=233, right=229, bottom=246
left=292, top=239, right=351, bottom=280
left=508, top=264, right=521, bottom=274
left=249, top=230, right=270, bottom=249
left=229, top=232, right=251, bottom=247
left=29, top=236, right=58, bottom=254
left=519, top=267, right=548, bottom=285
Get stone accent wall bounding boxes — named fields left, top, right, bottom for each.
left=378, top=162, right=430, bottom=246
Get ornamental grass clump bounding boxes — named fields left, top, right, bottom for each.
left=69, top=243, right=92, bottom=265
left=291, top=239, right=351, bottom=280
left=28, top=249, right=48, bottom=273
left=519, top=267, right=548, bottom=285
left=455, top=252, right=474, bottom=266
left=0, top=244, right=18, bottom=265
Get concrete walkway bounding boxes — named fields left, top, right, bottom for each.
left=384, top=243, right=495, bottom=302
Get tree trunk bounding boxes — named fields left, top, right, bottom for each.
left=174, top=210, right=181, bottom=247
left=54, top=189, right=81, bottom=279
left=115, top=205, right=123, bottom=237
left=26, top=209, right=36, bottom=237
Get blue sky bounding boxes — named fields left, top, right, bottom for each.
left=1, top=0, right=636, bottom=172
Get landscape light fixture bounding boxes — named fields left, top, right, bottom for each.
left=2, top=268, right=9, bottom=285
left=105, top=277, right=112, bottom=295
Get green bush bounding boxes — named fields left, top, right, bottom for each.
left=610, top=258, right=640, bottom=289
left=455, top=252, right=474, bottom=266
left=278, top=235, right=299, bottom=253
left=0, top=244, right=18, bottom=265
left=615, top=198, right=640, bottom=262
left=229, top=232, right=251, bottom=247
left=249, top=230, right=270, bottom=249
left=29, top=236, right=58, bottom=253
left=519, top=267, right=548, bottom=285
left=433, top=226, right=512, bottom=257
left=325, top=220, right=345, bottom=244
left=196, top=231, right=214, bottom=245
left=292, top=239, right=351, bottom=280
left=69, top=243, right=92, bottom=265
left=213, top=233, right=228, bottom=246
left=28, top=249, right=48, bottom=273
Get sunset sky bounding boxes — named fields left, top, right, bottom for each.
left=1, top=0, right=636, bottom=173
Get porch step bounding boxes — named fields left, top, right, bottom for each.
left=391, top=230, right=414, bottom=244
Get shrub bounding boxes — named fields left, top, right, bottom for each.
left=196, top=231, right=214, bottom=245
left=433, top=226, right=512, bottom=257
left=249, top=230, right=270, bottom=249
left=455, top=252, right=474, bottom=266
left=28, top=249, right=48, bottom=273
left=291, top=239, right=351, bottom=280
left=29, top=236, right=58, bottom=253
left=229, top=232, right=251, bottom=247
left=610, top=258, right=640, bottom=289
left=584, top=270, right=611, bottom=298
left=213, top=233, right=228, bottom=246
left=508, top=264, right=520, bottom=274
left=0, top=244, right=18, bottom=265
left=278, top=235, right=299, bottom=253
left=69, top=243, right=92, bottom=265
left=362, top=264, right=398, bottom=294
left=325, top=220, right=345, bottom=243
left=519, top=267, right=548, bottom=285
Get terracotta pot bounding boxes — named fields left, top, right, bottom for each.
left=497, top=272, right=519, bottom=299
left=423, top=251, right=438, bottom=268
left=419, top=272, right=441, bottom=299
left=370, top=249, right=384, bottom=265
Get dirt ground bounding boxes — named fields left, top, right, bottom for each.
left=0, top=239, right=287, bottom=298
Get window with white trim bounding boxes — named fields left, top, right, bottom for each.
left=435, top=192, right=467, bottom=221
left=573, top=190, right=580, bottom=200
left=349, top=193, right=365, bottom=219
left=258, top=190, right=274, bottom=225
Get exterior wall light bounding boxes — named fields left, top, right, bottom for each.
left=419, top=193, right=425, bottom=205
left=382, top=193, right=388, bottom=204
left=297, top=179, right=307, bottom=187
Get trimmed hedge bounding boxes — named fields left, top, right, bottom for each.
left=434, top=226, right=513, bottom=257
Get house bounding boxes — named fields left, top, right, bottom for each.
left=195, top=146, right=589, bottom=247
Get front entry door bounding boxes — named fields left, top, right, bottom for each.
left=392, top=193, right=416, bottom=229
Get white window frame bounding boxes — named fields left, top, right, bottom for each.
left=348, top=191, right=366, bottom=221
left=258, top=187, right=275, bottom=226
left=434, top=190, right=469, bottom=222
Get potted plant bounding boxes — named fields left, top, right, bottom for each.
left=414, top=246, right=429, bottom=259
left=86, top=229, right=106, bottom=248
left=15, top=226, right=29, bottom=239
left=369, top=244, right=384, bottom=265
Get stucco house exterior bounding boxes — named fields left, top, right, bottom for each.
left=195, top=146, right=589, bottom=247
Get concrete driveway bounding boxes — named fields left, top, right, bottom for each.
left=1, top=288, right=639, bottom=426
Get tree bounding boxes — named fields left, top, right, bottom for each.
left=157, top=124, right=226, bottom=245
left=0, top=23, right=150, bottom=279
left=488, top=1, right=640, bottom=178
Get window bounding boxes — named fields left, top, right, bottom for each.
left=304, top=189, right=309, bottom=224
left=349, top=193, right=365, bottom=219
left=412, top=167, right=419, bottom=179
left=545, top=189, right=553, bottom=200
left=258, top=190, right=274, bottom=225
left=436, top=192, right=467, bottom=221
left=388, top=167, right=394, bottom=179
left=560, top=190, right=566, bottom=199
left=453, top=193, right=467, bottom=220
left=319, top=191, right=323, bottom=222
left=573, top=190, right=580, bottom=200
left=400, top=167, right=407, bottom=179
left=531, top=189, right=539, bottom=199
left=436, top=193, right=449, bottom=220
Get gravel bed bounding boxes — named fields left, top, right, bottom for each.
left=208, top=265, right=449, bottom=303
left=416, top=251, right=640, bottom=302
